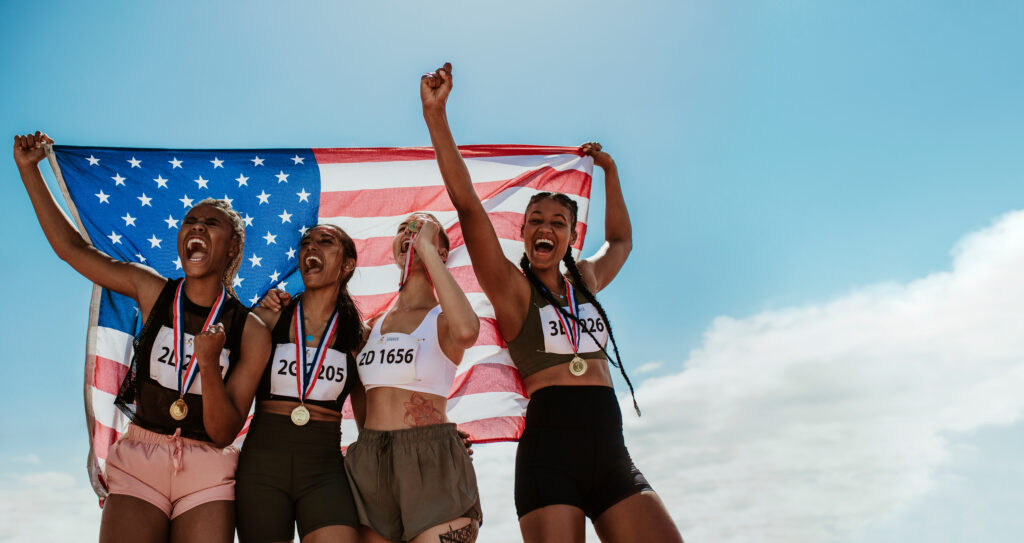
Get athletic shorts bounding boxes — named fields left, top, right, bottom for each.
left=104, top=423, right=237, bottom=519
left=235, top=413, right=358, bottom=543
left=515, top=386, right=653, bottom=519
left=345, top=423, right=481, bottom=541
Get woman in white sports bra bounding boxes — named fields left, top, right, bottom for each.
left=345, top=212, right=483, bottom=543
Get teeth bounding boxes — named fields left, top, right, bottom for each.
left=536, top=239, right=554, bottom=248
left=186, top=237, right=208, bottom=252
left=304, top=255, right=322, bottom=268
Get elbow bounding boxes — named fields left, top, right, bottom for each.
left=453, top=320, right=480, bottom=349
left=609, top=237, right=633, bottom=257
left=210, top=428, right=237, bottom=448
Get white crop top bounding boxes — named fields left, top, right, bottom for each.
left=356, top=306, right=456, bottom=397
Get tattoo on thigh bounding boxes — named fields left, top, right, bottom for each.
left=438, top=522, right=478, bottom=543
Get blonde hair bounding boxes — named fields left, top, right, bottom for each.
left=192, top=198, right=245, bottom=298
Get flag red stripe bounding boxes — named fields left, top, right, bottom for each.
left=457, top=416, right=525, bottom=444
left=94, top=356, right=128, bottom=397
left=319, top=168, right=590, bottom=218
left=477, top=318, right=506, bottom=348
left=91, top=421, right=121, bottom=462
left=450, top=363, right=525, bottom=398
left=314, top=145, right=581, bottom=164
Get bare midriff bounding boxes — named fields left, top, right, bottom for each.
left=257, top=400, right=341, bottom=423
left=521, top=357, right=614, bottom=396
left=363, top=387, right=449, bottom=431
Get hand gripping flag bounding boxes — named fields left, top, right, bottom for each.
left=46, top=144, right=594, bottom=500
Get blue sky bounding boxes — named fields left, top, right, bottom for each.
left=2, top=1, right=1024, bottom=541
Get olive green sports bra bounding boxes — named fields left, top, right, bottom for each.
left=506, top=278, right=609, bottom=378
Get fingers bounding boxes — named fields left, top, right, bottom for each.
left=439, top=62, right=453, bottom=85
left=200, top=323, right=225, bottom=337
left=259, top=289, right=285, bottom=310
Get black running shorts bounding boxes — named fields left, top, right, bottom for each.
left=515, top=386, right=653, bottom=519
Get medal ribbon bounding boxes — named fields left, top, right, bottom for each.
left=293, top=298, right=340, bottom=401
left=399, top=230, right=417, bottom=289
left=172, top=280, right=226, bottom=397
left=546, top=278, right=581, bottom=355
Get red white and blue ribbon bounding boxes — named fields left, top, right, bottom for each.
left=399, top=229, right=418, bottom=290
left=172, top=280, right=226, bottom=396
left=546, top=277, right=581, bottom=354
left=293, top=297, right=339, bottom=402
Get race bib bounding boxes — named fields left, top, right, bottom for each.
left=149, top=326, right=230, bottom=394
left=269, top=343, right=349, bottom=401
left=356, top=333, right=420, bottom=386
left=539, top=302, right=608, bottom=354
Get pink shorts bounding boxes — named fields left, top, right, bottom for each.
left=104, top=424, right=238, bottom=518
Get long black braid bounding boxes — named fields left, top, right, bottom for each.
left=519, top=192, right=641, bottom=416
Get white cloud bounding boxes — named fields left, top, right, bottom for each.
left=635, top=361, right=664, bottom=374
left=0, top=470, right=100, bottom=542
left=614, top=210, right=1024, bottom=542
left=10, top=455, right=40, bottom=465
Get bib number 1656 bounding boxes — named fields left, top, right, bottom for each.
left=358, top=348, right=415, bottom=366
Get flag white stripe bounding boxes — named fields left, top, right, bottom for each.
left=446, top=391, right=530, bottom=423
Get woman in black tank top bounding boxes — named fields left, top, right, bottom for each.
left=15, top=132, right=271, bottom=543
left=420, top=67, right=684, bottom=542
left=236, top=224, right=364, bottom=543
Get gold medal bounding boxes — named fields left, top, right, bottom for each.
left=569, top=355, right=587, bottom=377
left=169, top=398, right=188, bottom=420
left=291, top=404, right=310, bottom=426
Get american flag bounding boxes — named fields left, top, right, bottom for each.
left=47, top=144, right=594, bottom=499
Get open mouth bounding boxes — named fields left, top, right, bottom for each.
left=185, top=236, right=209, bottom=263
left=303, top=254, right=323, bottom=273
left=533, top=237, right=555, bottom=256
left=400, top=238, right=412, bottom=254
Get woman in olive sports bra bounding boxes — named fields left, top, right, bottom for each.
left=421, top=65, right=684, bottom=542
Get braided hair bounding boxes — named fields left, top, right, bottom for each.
left=300, top=224, right=363, bottom=354
left=519, top=192, right=640, bottom=415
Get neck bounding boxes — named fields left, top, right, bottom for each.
left=182, top=275, right=224, bottom=306
left=532, top=264, right=565, bottom=294
left=395, top=272, right=438, bottom=310
left=302, top=283, right=341, bottom=321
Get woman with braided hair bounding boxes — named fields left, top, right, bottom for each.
left=14, top=132, right=271, bottom=543
left=420, top=65, right=683, bottom=542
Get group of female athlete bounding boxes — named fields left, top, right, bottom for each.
left=14, top=63, right=683, bottom=543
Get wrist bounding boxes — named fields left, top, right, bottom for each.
left=422, top=107, right=448, bottom=122
left=16, top=161, right=41, bottom=172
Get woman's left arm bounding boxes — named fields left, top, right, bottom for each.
left=414, top=220, right=480, bottom=362
left=577, top=143, right=632, bottom=293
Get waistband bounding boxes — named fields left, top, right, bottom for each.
left=123, top=423, right=215, bottom=448
left=525, top=386, right=622, bottom=430
left=357, top=422, right=459, bottom=447
left=243, top=413, right=343, bottom=452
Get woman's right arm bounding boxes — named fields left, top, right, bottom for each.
left=254, top=289, right=291, bottom=330
left=14, top=133, right=165, bottom=313
left=420, top=65, right=531, bottom=332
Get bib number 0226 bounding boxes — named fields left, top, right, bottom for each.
left=358, top=348, right=415, bottom=366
